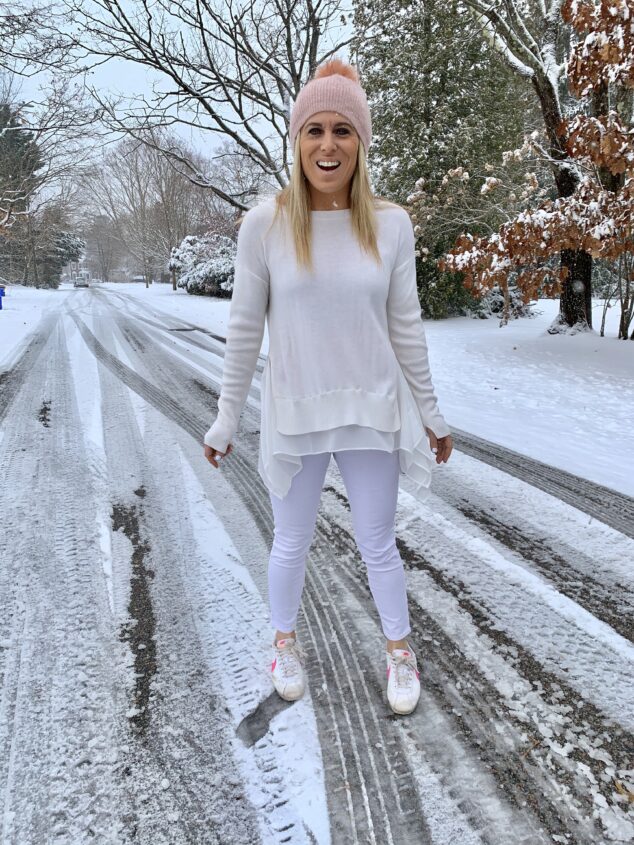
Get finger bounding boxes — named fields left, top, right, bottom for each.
left=436, top=441, right=450, bottom=463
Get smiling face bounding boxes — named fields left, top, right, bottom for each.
left=299, top=111, right=360, bottom=209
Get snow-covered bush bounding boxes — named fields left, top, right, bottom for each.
left=471, top=282, right=535, bottom=321
left=169, top=232, right=236, bottom=297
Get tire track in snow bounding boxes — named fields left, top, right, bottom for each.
left=85, top=307, right=432, bottom=844
left=87, top=313, right=262, bottom=844
left=0, top=317, right=127, bottom=843
left=320, top=484, right=634, bottom=845
left=111, top=490, right=157, bottom=737
left=0, top=310, right=60, bottom=424
left=450, top=429, right=634, bottom=540
left=172, top=448, right=330, bottom=844
left=93, top=286, right=269, bottom=371
left=455, top=500, right=634, bottom=643
left=100, top=311, right=327, bottom=844
left=77, top=296, right=634, bottom=844
left=69, top=312, right=201, bottom=439
left=97, top=305, right=567, bottom=844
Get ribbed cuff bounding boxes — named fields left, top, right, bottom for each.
left=422, top=412, right=451, bottom=439
left=203, top=417, right=235, bottom=452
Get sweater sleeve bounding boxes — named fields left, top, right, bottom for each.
left=203, top=206, right=270, bottom=452
left=386, top=211, right=450, bottom=439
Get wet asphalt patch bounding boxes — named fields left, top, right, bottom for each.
left=236, top=691, right=290, bottom=747
left=111, top=486, right=157, bottom=737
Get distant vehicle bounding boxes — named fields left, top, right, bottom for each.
left=73, top=278, right=90, bottom=288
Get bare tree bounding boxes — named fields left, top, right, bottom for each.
left=81, top=214, right=124, bottom=282
left=82, top=140, right=160, bottom=286
left=0, top=76, right=97, bottom=224
left=0, top=1, right=73, bottom=76
left=81, top=133, right=228, bottom=286
left=0, top=0, right=102, bottom=230
left=68, top=0, right=356, bottom=210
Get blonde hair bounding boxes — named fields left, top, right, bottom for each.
left=270, top=133, right=394, bottom=272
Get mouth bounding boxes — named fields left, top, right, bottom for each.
left=315, top=160, right=341, bottom=172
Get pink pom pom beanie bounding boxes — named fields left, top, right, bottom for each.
left=289, top=60, right=372, bottom=153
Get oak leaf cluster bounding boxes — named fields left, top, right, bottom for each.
left=439, top=0, right=633, bottom=325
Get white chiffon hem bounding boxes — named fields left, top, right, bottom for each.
left=257, top=357, right=435, bottom=503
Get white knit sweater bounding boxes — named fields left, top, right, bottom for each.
left=204, top=197, right=450, bottom=493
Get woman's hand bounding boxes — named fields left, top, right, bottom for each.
left=425, top=428, right=453, bottom=464
left=204, top=443, right=233, bottom=468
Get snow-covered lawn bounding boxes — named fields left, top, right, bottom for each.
left=101, top=282, right=634, bottom=497
left=0, top=283, right=71, bottom=369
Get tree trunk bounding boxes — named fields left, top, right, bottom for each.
left=532, top=73, right=593, bottom=332
left=172, top=266, right=177, bottom=292
left=27, top=217, right=40, bottom=288
left=549, top=249, right=593, bottom=333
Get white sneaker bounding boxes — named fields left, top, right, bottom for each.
left=270, top=637, right=306, bottom=701
left=386, top=646, right=420, bottom=715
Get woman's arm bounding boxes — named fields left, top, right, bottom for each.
left=204, top=207, right=270, bottom=452
left=386, top=210, right=450, bottom=440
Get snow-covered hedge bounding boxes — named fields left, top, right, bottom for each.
left=474, top=282, right=534, bottom=320
left=169, top=233, right=236, bottom=297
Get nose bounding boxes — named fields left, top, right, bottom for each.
left=320, top=130, right=337, bottom=152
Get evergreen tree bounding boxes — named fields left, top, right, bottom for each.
left=0, top=102, right=44, bottom=282
left=38, top=231, right=84, bottom=287
left=352, top=0, right=535, bottom=316
left=0, top=102, right=42, bottom=218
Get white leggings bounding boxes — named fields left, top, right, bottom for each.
left=268, top=449, right=411, bottom=641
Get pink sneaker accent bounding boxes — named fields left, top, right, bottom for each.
left=386, top=646, right=421, bottom=715
left=270, top=636, right=306, bottom=702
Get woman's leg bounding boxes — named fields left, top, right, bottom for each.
left=268, top=452, right=331, bottom=639
left=333, top=449, right=411, bottom=644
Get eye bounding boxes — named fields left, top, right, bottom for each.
left=306, top=127, right=351, bottom=135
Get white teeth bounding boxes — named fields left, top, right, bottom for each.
left=317, top=161, right=340, bottom=168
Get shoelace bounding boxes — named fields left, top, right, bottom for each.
left=276, top=641, right=306, bottom=678
left=391, top=652, right=417, bottom=689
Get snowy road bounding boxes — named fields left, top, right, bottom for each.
left=0, top=287, right=632, bottom=844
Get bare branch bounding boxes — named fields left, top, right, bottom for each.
left=68, top=0, right=356, bottom=206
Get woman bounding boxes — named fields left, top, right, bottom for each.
left=203, top=59, right=453, bottom=716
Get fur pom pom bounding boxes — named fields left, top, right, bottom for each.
left=313, top=59, right=359, bottom=84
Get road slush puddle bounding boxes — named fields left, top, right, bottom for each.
left=37, top=399, right=51, bottom=427
left=111, top=485, right=157, bottom=737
